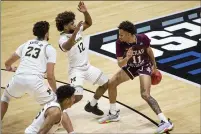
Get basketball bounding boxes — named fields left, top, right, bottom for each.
left=151, top=70, right=162, bottom=85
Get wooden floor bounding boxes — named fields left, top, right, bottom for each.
left=1, top=1, right=200, bottom=133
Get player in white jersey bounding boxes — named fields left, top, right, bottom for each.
left=55, top=1, right=109, bottom=129
left=25, top=84, right=76, bottom=134
left=1, top=21, right=57, bottom=120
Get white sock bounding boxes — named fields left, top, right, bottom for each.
left=90, top=98, right=98, bottom=106
left=158, top=113, right=168, bottom=123
left=110, top=103, right=117, bottom=114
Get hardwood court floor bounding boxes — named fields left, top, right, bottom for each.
left=1, top=1, right=200, bottom=133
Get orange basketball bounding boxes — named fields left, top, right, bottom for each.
left=151, top=70, right=162, bottom=85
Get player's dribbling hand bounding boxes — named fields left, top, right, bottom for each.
left=77, top=1, right=87, bottom=13
left=126, top=47, right=133, bottom=59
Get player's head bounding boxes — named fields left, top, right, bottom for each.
left=56, top=84, right=75, bottom=109
left=33, top=21, right=50, bottom=41
left=55, top=11, right=76, bottom=34
left=118, top=21, right=136, bottom=42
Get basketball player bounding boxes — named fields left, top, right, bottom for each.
left=1, top=21, right=57, bottom=120
left=25, top=84, right=76, bottom=134
left=99, top=21, right=174, bottom=133
left=55, top=1, right=109, bottom=130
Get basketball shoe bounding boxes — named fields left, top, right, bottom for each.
left=98, top=110, right=120, bottom=124
left=156, top=118, right=174, bottom=133
left=84, top=101, right=104, bottom=116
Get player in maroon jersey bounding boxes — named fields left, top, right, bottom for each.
left=99, top=21, right=173, bottom=133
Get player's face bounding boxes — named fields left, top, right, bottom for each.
left=46, top=32, right=49, bottom=41
left=119, top=29, right=130, bottom=42
left=65, top=95, right=75, bottom=108
left=65, top=20, right=76, bottom=34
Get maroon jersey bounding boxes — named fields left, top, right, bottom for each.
left=116, top=34, right=151, bottom=68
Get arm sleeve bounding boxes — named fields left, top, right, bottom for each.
left=78, top=25, right=84, bottom=34
left=58, top=36, right=68, bottom=52
left=46, top=45, right=57, bottom=63
left=116, top=40, right=124, bottom=58
left=15, top=44, right=25, bottom=57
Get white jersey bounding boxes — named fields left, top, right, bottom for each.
left=15, top=39, right=56, bottom=77
left=58, top=26, right=89, bottom=69
left=25, top=101, right=61, bottom=134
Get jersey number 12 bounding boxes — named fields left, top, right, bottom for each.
left=78, top=42, right=85, bottom=53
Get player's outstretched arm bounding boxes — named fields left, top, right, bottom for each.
left=77, top=1, right=92, bottom=31
left=38, top=107, right=61, bottom=134
left=146, top=47, right=157, bottom=72
left=5, top=52, right=20, bottom=72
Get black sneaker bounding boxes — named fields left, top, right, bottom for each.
left=84, top=101, right=104, bottom=116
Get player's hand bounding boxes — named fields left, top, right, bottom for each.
left=152, top=65, right=157, bottom=74
left=6, top=66, right=17, bottom=72
left=74, top=21, right=83, bottom=33
left=126, top=47, right=133, bottom=59
left=77, top=1, right=87, bottom=13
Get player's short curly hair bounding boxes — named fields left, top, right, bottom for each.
left=55, top=11, right=75, bottom=32
left=118, top=21, right=136, bottom=35
left=56, top=84, right=75, bottom=103
left=33, top=21, right=49, bottom=39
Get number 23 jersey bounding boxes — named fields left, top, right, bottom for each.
left=15, top=39, right=56, bottom=76
left=58, top=25, right=89, bottom=69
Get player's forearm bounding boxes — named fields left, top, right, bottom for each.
left=83, top=11, right=92, bottom=26
left=38, top=122, right=54, bottom=134
left=118, top=57, right=129, bottom=68
left=47, top=76, right=57, bottom=92
left=62, top=112, right=74, bottom=133
left=147, top=48, right=157, bottom=67
left=62, top=32, right=77, bottom=50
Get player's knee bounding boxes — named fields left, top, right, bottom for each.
left=109, top=76, right=120, bottom=88
left=100, top=80, right=108, bottom=91
left=141, top=91, right=150, bottom=100
left=1, top=91, right=11, bottom=103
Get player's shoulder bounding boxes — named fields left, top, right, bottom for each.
left=46, top=101, right=60, bottom=109
left=136, top=34, right=150, bottom=44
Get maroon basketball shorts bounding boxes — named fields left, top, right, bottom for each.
left=122, top=62, right=152, bottom=80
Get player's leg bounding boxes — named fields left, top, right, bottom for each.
left=68, top=69, right=85, bottom=104
left=138, top=66, right=173, bottom=133
left=28, top=75, right=56, bottom=105
left=1, top=76, right=25, bottom=120
left=98, top=68, right=130, bottom=123
left=1, top=90, right=12, bottom=120
left=62, top=70, right=85, bottom=131
left=84, top=65, right=109, bottom=115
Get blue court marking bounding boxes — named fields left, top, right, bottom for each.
left=137, top=26, right=151, bottom=33
left=172, top=59, right=201, bottom=69
left=157, top=51, right=201, bottom=75
left=188, top=68, right=201, bottom=75
left=103, top=34, right=117, bottom=43
left=157, top=51, right=200, bottom=64
left=162, top=17, right=184, bottom=26
left=188, top=13, right=198, bottom=19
